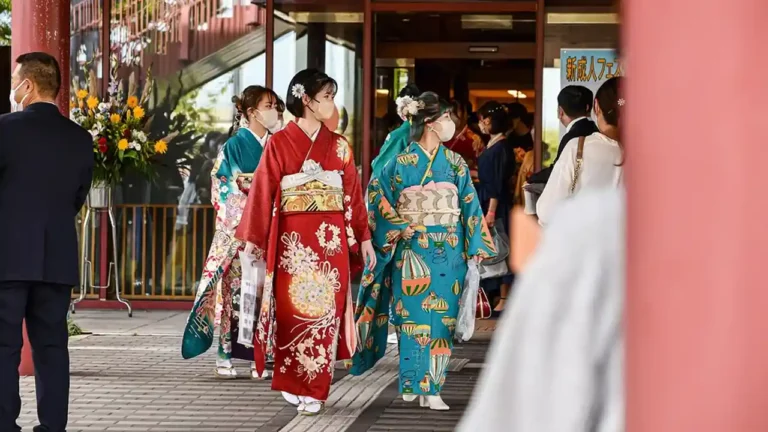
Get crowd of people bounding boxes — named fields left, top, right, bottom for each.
left=176, top=70, right=625, bottom=417
left=0, top=50, right=624, bottom=430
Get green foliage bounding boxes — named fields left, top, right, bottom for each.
left=0, top=0, right=11, bottom=46
left=67, top=318, right=84, bottom=337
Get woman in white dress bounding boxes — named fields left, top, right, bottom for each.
left=536, top=77, right=624, bottom=226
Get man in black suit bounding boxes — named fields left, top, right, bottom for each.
left=528, top=85, right=598, bottom=185
left=0, top=52, right=93, bottom=432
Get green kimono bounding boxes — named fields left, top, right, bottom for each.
left=370, top=121, right=411, bottom=180
left=352, top=143, right=497, bottom=395
left=182, top=127, right=265, bottom=361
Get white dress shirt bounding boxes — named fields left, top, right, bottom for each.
left=565, top=116, right=588, bottom=133
left=536, top=132, right=622, bottom=226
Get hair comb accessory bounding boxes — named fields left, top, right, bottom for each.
left=291, top=83, right=306, bottom=99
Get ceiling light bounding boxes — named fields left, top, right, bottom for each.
left=507, top=90, right=527, bottom=99
left=376, top=89, right=390, bottom=95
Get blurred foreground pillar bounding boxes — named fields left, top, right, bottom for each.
left=625, top=2, right=768, bottom=432
left=11, top=0, right=71, bottom=377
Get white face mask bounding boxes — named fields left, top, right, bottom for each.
left=431, top=119, right=456, bottom=142
left=311, top=98, right=335, bottom=122
left=10, top=80, right=29, bottom=112
left=255, top=108, right=280, bottom=133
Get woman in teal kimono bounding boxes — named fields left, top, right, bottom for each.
left=370, top=84, right=420, bottom=180
left=181, top=86, right=284, bottom=378
left=352, top=92, right=497, bottom=411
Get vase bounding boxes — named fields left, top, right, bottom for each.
left=87, top=183, right=113, bottom=209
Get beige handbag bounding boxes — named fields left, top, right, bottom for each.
left=569, top=136, right=586, bottom=195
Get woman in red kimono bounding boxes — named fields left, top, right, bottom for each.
left=446, top=99, right=484, bottom=183
left=235, top=69, right=375, bottom=416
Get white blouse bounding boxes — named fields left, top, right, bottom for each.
left=536, top=132, right=622, bottom=226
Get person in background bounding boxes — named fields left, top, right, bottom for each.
left=181, top=85, right=284, bottom=379
left=235, top=69, right=374, bottom=415
left=537, top=77, right=624, bottom=226
left=352, top=91, right=496, bottom=411
left=476, top=101, right=515, bottom=314
left=0, top=52, right=93, bottom=432
left=370, top=84, right=421, bottom=180
left=528, top=85, right=598, bottom=185
left=446, top=99, right=484, bottom=183
left=458, top=188, right=624, bottom=432
left=513, top=113, right=536, bottom=206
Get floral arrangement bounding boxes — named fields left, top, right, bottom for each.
left=70, top=66, right=169, bottom=186
left=395, top=95, right=424, bottom=120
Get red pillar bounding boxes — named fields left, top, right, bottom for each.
left=11, top=0, right=71, bottom=377
left=625, top=2, right=768, bottom=432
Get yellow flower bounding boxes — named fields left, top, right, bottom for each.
left=154, top=140, right=168, bottom=154
left=86, top=96, right=98, bottom=110
left=133, top=106, right=145, bottom=120
left=118, top=139, right=129, bottom=151
left=76, top=89, right=88, bottom=100
left=110, top=113, right=121, bottom=124
left=127, top=96, right=138, bottom=109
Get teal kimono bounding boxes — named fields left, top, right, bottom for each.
left=351, top=143, right=497, bottom=395
left=370, top=121, right=411, bottom=180
left=182, top=127, right=266, bottom=361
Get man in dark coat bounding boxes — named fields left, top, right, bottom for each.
left=0, top=52, right=93, bottom=432
left=528, top=85, right=598, bottom=185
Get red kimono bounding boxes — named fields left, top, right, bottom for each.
left=446, top=126, right=484, bottom=183
left=236, top=122, right=370, bottom=400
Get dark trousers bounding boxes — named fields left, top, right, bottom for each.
left=0, top=282, right=71, bottom=432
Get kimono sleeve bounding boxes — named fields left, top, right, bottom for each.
left=367, top=159, right=410, bottom=254
left=337, top=136, right=371, bottom=251
left=234, top=137, right=281, bottom=260
left=211, top=136, right=244, bottom=209
left=457, top=159, right=497, bottom=259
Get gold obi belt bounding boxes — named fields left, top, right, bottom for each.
left=395, top=181, right=461, bottom=226
left=280, top=180, right=344, bottom=213
left=235, top=173, right=253, bottom=195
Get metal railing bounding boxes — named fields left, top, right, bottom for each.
left=77, top=204, right=216, bottom=301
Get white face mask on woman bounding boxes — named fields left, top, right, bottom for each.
left=430, top=118, right=456, bottom=142
left=255, top=108, right=281, bottom=133
left=311, top=98, right=335, bottom=122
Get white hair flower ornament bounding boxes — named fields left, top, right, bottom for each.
left=396, top=96, right=425, bottom=120
left=618, top=98, right=625, bottom=107
left=291, top=83, right=306, bottom=99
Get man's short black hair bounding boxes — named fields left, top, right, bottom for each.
left=557, top=85, right=593, bottom=118
left=505, top=102, right=528, bottom=120
left=16, top=52, right=62, bottom=99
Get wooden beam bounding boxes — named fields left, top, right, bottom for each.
left=533, top=0, right=544, bottom=170
left=362, top=0, right=372, bottom=185
left=266, top=0, right=274, bottom=88
left=376, top=42, right=536, bottom=60
left=371, top=1, right=536, bottom=13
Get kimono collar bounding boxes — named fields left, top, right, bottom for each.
left=414, top=142, right=440, bottom=158
left=285, top=121, right=330, bottom=145
left=242, top=126, right=269, bottom=146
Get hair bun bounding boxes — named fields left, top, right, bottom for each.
left=231, top=95, right=243, bottom=112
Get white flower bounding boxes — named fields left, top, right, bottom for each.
left=134, top=143, right=141, bottom=151
left=95, top=113, right=103, bottom=121
left=134, top=131, right=147, bottom=143
left=618, top=98, right=626, bottom=107
left=89, top=129, right=99, bottom=138
left=396, top=96, right=424, bottom=119
left=291, top=83, right=306, bottom=99
left=98, top=102, right=110, bottom=112
left=316, top=222, right=342, bottom=256
left=346, top=225, right=357, bottom=247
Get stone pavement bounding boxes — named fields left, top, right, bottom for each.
left=18, top=310, right=496, bottom=432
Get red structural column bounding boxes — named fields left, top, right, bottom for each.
left=625, top=2, right=768, bottom=432
left=11, top=0, right=71, bottom=378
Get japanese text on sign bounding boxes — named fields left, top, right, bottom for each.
left=564, top=55, right=623, bottom=83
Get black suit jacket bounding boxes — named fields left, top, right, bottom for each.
left=0, top=103, right=94, bottom=286
left=528, top=118, right=598, bottom=185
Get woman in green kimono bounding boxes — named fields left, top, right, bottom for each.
left=370, top=84, right=420, bottom=180
left=351, top=92, right=497, bottom=411
left=181, top=85, right=284, bottom=378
